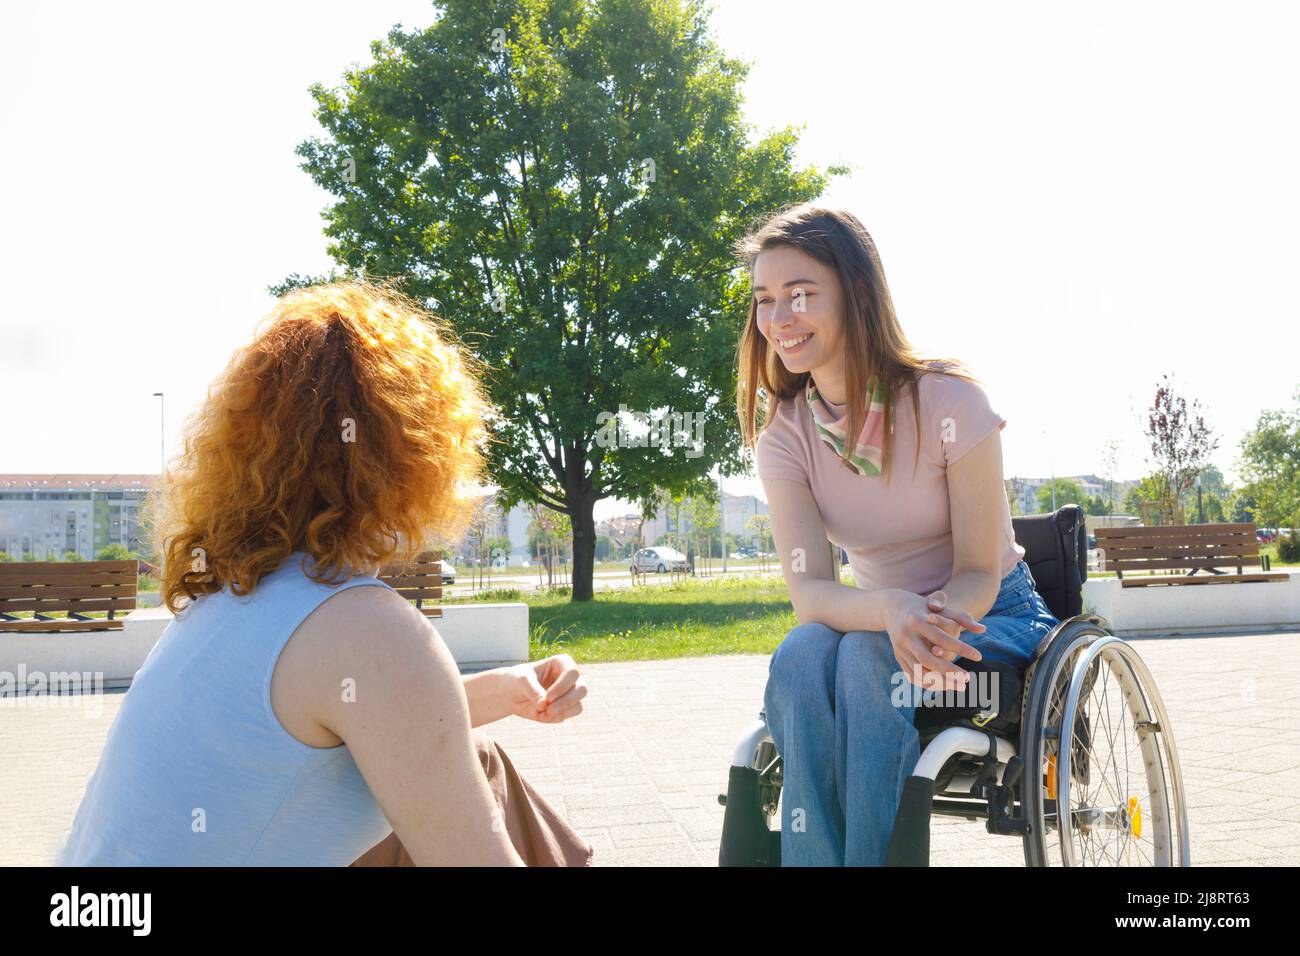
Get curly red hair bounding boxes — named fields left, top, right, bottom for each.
left=156, top=280, right=488, bottom=612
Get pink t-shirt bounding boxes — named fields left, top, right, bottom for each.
left=755, top=370, right=1025, bottom=596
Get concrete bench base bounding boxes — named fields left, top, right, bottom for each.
left=0, top=603, right=529, bottom=690
left=1084, top=570, right=1300, bottom=637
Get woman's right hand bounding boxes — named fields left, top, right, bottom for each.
left=883, top=590, right=983, bottom=690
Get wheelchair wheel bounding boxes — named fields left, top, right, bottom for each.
left=1019, top=618, right=1190, bottom=866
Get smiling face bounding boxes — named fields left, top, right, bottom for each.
left=752, top=244, right=846, bottom=385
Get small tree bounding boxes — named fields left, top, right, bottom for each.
left=632, top=488, right=671, bottom=586
left=1005, top=477, right=1026, bottom=517
left=686, top=484, right=720, bottom=576
left=487, top=535, right=512, bottom=568
left=747, top=514, right=772, bottom=571
left=529, top=505, right=571, bottom=590
left=1100, top=438, right=1123, bottom=516
left=1143, top=374, right=1219, bottom=526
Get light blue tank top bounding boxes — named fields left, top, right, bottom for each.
left=59, top=552, right=395, bottom=866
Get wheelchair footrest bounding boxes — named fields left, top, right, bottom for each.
left=718, top=765, right=781, bottom=867
left=885, top=775, right=934, bottom=867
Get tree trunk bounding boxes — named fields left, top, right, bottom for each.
left=570, top=498, right=597, bottom=601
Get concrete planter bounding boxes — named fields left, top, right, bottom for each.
left=1, top=603, right=528, bottom=689
left=1083, top=570, right=1300, bottom=636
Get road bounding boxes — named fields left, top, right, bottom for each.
left=445, top=562, right=783, bottom=596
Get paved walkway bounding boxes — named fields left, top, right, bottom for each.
left=3, top=631, right=1298, bottom=866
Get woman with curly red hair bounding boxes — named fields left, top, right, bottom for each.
left=59, top=280, right=591, bottom=866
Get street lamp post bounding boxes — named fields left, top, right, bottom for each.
left=1040, top=428, right=1057, bottom=512
left=717, top=470, right=728, bottom=574
left=152, top=392, right=165, bottom=479
left=152, top=391, right=165, bottom=574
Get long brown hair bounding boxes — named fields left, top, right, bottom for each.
left=735, top=203, right=980, bottom=483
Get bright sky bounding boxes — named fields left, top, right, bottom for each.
left=3, top=1, right=1297, bottom=521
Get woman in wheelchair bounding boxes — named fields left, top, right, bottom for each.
left=733, top=204, right=1063, bottom=866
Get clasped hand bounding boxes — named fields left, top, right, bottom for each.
left=883, top=589, right=985, bottom=691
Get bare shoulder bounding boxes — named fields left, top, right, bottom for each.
left=271, top=583, right=450, bottom=748
left=271, top=581, right=516, bottom=864
left=301, top=582, right=429, bottom=640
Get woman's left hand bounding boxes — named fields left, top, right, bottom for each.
left=504, top=654, right=587, bottom=723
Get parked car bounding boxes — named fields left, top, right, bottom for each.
left=630, top=547, right=688, bottom=574
left=439, top=560, right=456, bottom=585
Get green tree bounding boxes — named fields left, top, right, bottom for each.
left=1177, top=463, right=1229, bottom=524
left=285, top=0, right=838, bottom=599
left=1237, top=387, right=1300, bottom=529
left=1225, top=489, right=1256, bottom=524
left=97, top=544, right=135, bottom=562
left=1125, top=473, right=1177, bottom=525
left=1036, top=477, right=1086, bottom=513
left=486, top=535, right=513, bottom=565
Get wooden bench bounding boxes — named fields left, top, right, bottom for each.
left=1095, top=523, right=1288, bottom=587
left=0, top=559, right=139, bottom=632
left=378, top=551, right=444, bottom=619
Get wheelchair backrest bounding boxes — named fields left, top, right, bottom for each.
left=1010, top=504, right=1087, bottom=621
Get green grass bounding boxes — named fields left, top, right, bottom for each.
left=1261, top=542, right=1299, bottom=567
left=523, top=576, right=797, bottom=662
left=452, top=572, right=795, bottom=660
left=440, top=575, right=797, bottom=663
left=447, top=587, right=527, bottom=603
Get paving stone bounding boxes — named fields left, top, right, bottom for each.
left=5, top=634, right=1300, bottom=866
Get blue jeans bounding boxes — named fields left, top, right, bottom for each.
left=761, top=559, right=1060, bottom=866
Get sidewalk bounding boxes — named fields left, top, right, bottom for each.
left=3, top=631, right=1298, bottom=866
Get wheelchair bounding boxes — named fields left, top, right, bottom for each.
left=718, top=504, right=1191, bottom=867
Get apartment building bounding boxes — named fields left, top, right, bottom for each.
left=0, top=474, right=155, bottom=560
